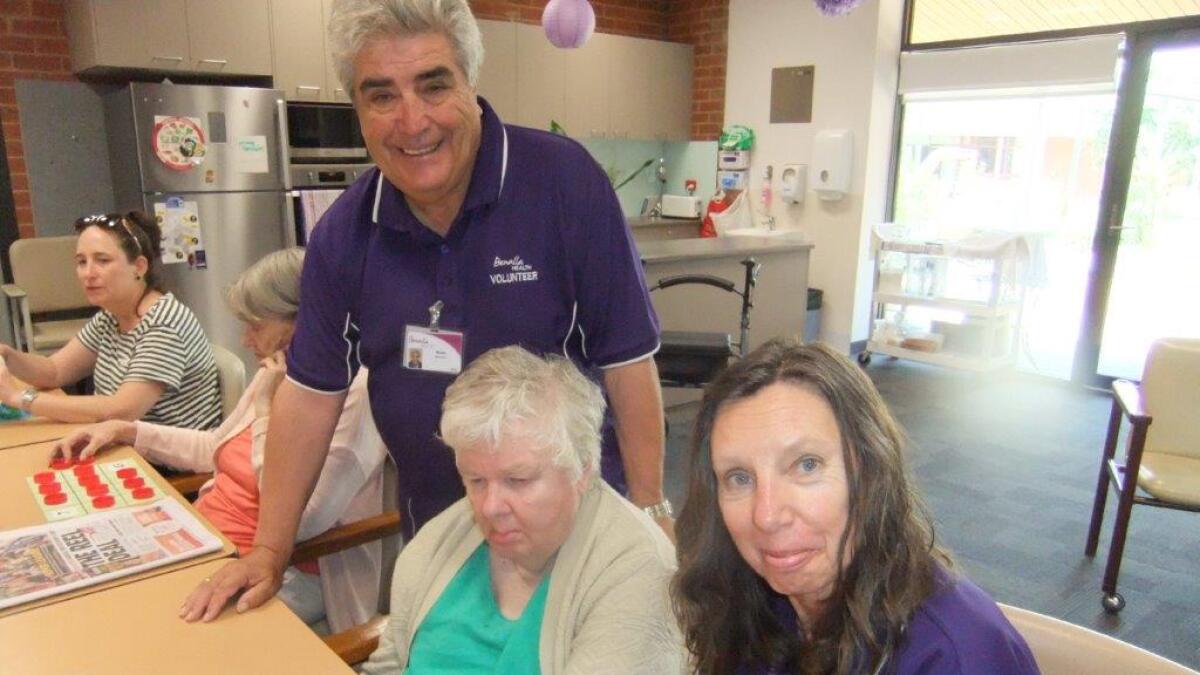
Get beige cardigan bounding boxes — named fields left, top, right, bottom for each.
left=362, top=480, right=685, bottom=674
left=133, top=367, right=387, bottom=633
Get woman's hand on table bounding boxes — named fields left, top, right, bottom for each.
left=52, top=420, right=136, bottom=461
left=179, top=545, right=287, bottom=622
left=253, top=351, right=287, bottom=418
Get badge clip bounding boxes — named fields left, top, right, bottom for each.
left=428, top=300, right=444, bottom=331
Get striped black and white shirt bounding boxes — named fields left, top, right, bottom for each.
left=77, top=293, right=221, bottom=430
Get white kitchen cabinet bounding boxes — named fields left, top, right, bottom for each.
left=476, top=20, right=518, bottom=123
left=271, top=0, right=329, bottom=101
left=67, top=0, right=272, bottom=76
left=513, top=22, right=565, bottom=132
left=609, top=36, right=693, bottom=141
left=67, top=0, right=188, bottom=72
left=607, top=35, right=655, bottom=140
left=562, top=32, right=612, bottom=138
left=319, top=0, right=351, bottom=102
left=653, top=41, right=693, bottom=141
left=188, top=0, right=272, bottom=75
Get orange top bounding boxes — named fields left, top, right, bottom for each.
left=196, top=428, right=318, bottom=574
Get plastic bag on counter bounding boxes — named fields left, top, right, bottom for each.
left=710, top=190, right=754, bottom=235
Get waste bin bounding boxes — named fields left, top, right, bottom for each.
left=804, top=288, right=822, bottom=343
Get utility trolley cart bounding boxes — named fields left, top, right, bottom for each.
left=860, top=230, right=1029, bottom=371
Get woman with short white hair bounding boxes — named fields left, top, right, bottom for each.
left=362, top=346, right=682, bottom=674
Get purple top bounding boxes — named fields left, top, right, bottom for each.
left=744, top=567, right=1040, bottom=674
left=288, top=98, right=660, bottom=536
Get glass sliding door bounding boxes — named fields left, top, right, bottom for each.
left=1076, top=29, right=1200, bottom=382
left=1095, top=41, right=1200, bottom=378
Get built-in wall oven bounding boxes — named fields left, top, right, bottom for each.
left=285, top=101, right=373, bottom=244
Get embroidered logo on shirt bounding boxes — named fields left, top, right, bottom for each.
left=489, top=255, right=539, bottom=285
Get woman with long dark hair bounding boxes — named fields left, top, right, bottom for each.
left=672, top=338, right=1037, bottom=674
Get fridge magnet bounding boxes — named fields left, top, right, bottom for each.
left=233, top=135, right=270, bottom=174
left=154, top=199, right=207, bottom=266
left=152, top=116, right=207, bottom=171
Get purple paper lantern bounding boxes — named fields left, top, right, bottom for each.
left=542, top=0, right=596, bottom=49
left=814, top=0, right=865, bottom=16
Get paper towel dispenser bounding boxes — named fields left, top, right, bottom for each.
left=812, top=129, right=853, bottom=201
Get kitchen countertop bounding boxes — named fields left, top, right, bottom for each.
left=638, top=232, right=813, bottom=264
left=627, top=215, right=701, bottom=228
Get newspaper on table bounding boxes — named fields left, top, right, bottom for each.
left=0, top=499, right=223, bottom=610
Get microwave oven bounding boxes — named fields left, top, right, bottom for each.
left=286, top=101, right=368, bottom=162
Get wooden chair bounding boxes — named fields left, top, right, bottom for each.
left=1000, top=604, right=1198, bottom=674
left=2, top=236, right=96, bottom=355
left=1084, top=338, right=1200, bottom=612
left=166, top=344, right=247, bottom=499
left=290, top=456, right=403, bottom=666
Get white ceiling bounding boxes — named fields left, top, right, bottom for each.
left=910, top=0, right=1200, bottom=44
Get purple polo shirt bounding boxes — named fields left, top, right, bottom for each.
left=742, top=567, right=1039, bottom=674
left=287, top=97, right=660, bottom=536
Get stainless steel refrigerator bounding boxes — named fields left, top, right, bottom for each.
left=105, top=82, right=294, bottom=373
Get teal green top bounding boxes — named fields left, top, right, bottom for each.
left=404, top=544, right=551, bottom=674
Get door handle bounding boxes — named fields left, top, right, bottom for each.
left=151, top=55, right=184, bottom=63
left=198, top=59, right=228, bottom=66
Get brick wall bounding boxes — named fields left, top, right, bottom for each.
left=0, top=0, right=74, bottom=239
left=470, top=0, right=729, bottom=141
left=666, top=0, right=728, bottom=141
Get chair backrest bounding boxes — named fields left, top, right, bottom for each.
left=210, top=344, right=247, bottom=420
left=1000, top=604, right=1198, bottom=675
left=9, top=236, right=89, bottom=313
left=1142, top=338, right=1200, bottom=459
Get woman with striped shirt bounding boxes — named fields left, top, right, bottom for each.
left=0, top=211, right=220, bottom=429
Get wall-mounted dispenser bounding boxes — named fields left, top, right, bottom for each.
left=812, top=129, right=853, bottom=201
left=779, top=164, right=806, bottom=204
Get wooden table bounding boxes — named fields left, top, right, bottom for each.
left=0, top=559, right=354, bottom=674
left=0, top=416, right=82, bottom=450
left=0, top=441, right=235, bottom=617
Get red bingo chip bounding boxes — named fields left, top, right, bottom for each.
left=115, top=467, right=138, bottom=480
left=123, top=477, right=145, bottom=490
left=49, top=458, right=72, bottom=470
left=34, top=471, right=57, bottom=484
left=76, top=455, right=95, bottom=465
left=87, top=484, right=110, bottom=497
left=132, top=487, right=155, bottom=500
left=43, top=493, right=68, bottom=506
left=77, top=475, right=102, bottom=489
left=72, top=464, right=96, bottom=477
left=92, top=495, right=115, bottom=509
left=38, top=482, right=63, bottom=496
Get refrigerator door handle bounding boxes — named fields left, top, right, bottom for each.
left=275, top=97, right=293, bottom=191
left=276, top=97, right=299, bottom=248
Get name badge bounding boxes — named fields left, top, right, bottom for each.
left=403, top=325, right=464, bottom=375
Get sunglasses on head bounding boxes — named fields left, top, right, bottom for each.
left=76, top=213, right=144, bottom=256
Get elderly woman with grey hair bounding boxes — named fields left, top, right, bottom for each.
left=53, top=248, right=388, bottom=634
left=362, top=346, right=681, bottom=674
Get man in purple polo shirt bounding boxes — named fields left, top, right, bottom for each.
left=180, top=0, right=670, bottom=621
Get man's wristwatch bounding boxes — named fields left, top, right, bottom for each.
left=19, top=387, right=38, bottom=412
left=641, top=499, right=674, bottom=520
